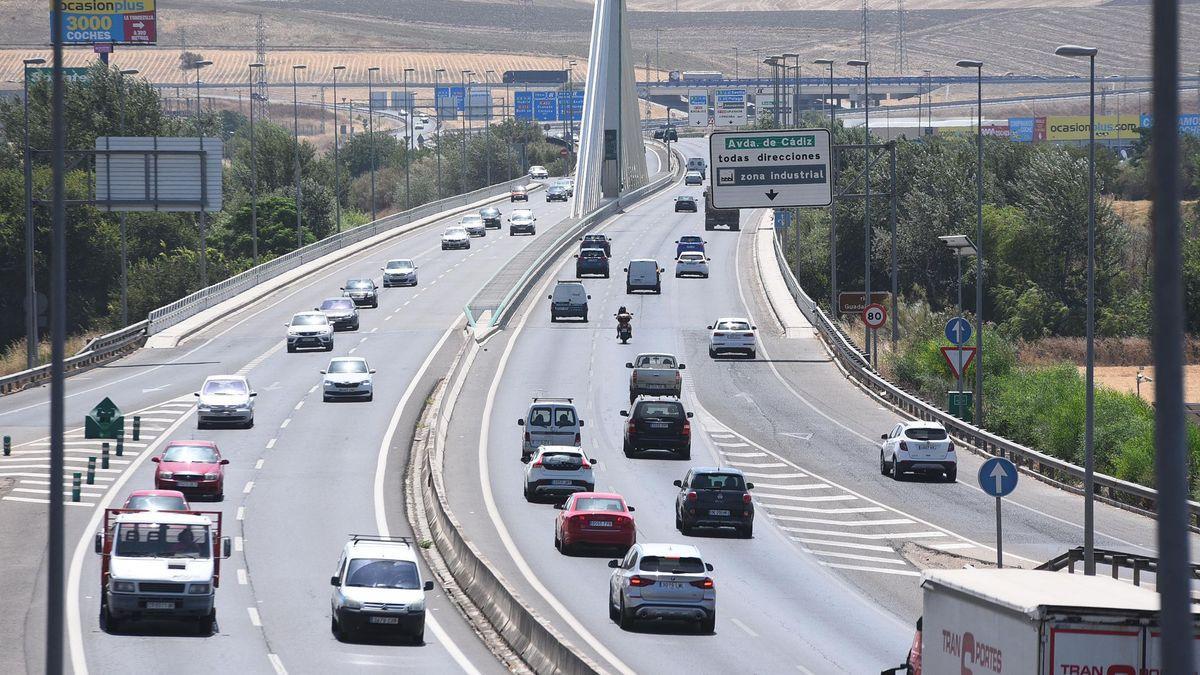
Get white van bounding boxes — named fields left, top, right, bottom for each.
left=625, top=259, right=663, bottom=294
left=549, top=280, right=590, bottom=322
left=686, top=157, right=707, bottom=178
left=518, top=397, right=584, bottom=461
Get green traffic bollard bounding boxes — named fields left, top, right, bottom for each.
left=86, top=457, right=96, bottom=485
left=116, top=437, right=124, bottom=457
left=132, top=416, right=141, bottom=441
left=72, top=473, right=82, bottom=502
left=3, top=435, right=9, bottom=456
left=101, top=443, right=110, bottom=469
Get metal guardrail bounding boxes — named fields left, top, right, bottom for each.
left=769, top=232, right=1200, bottom=530
left=1037, top=546, right=1200, bottom=586
left=0, top=320, right=150, bottom=395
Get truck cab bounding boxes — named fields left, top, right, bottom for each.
left=95, top=508, right=230, bottom=633
left=703, top=188, right=740, bottom=231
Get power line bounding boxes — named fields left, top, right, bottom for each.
left=254, top=15, right=270, bottom=120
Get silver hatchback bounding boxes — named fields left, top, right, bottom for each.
left=608, top=542, right=715, bottom=633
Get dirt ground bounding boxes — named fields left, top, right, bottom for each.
left=1089, top=365, right=1200, bottom=404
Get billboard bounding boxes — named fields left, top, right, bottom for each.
left=25, top=66, right=89, bottom=83
left=714, top=88, right=747, bottom=127
left=688, top=89, right=709, bottom=127
left=54, top=0, right=156, bottom=45
left=1045, top=115, right=1140, bottom=142
left=94, top=137, right=222, bottom=212
left=1139, top=113, right=1200, bottom=136
left=1008, top=117, right=1047, bottom=143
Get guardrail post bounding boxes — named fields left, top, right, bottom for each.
left=132, top=416, right=140, bottom=441
left=3, top=435, right=9, bottom=456
left=115, top=436, right=124, bottom=457
left=72, top=473, right=81, bottom=502
left=86, top=457, right=96, bottom=485
left=101, top=442, right=110, bottom=469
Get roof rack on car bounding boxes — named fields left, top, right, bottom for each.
left=532, top=396, right=573, bottom=403
left=349, top=534, right=413, bottom=545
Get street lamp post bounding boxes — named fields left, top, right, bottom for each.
left=367, top=65, right=380, bottom=222
left=764, top=57, right=781, bottom=126
left=332, top=65, right=346, bottom=233
left=404, top=67, right=415, bottom=209
left=292, top=63, right=307, bottom=249
left=461, top=69, right=472, bottom=194
left=22, top=56, right=45, bottom=368
left=957, top=59, right=985, bottom=427
left=815, top=58, right=837, bottom=318
left=435, top=68, right=445, bottom=198
left=486, top=69, right=496, bottom=185
left=1055, top=43, right=1099, bottom=577
left=117, top=67, right=139, bottom=327
left=783, top=53, right=798, bottom=125
left=195, top=59, right=213, bottom=287
left=248, top=63, right=264, bottom=267
left=848, top=59, right=871, bottom=361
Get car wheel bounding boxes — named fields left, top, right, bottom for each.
left=699, top=611, right=715, bottom=634
left=680, top=520, right=693, bottom=536
left=603, top=272, right=609, bottom=279
left=945, top=466, right=958, bottom=482
left=708, top=348, right=717, bottom=358
left=286, top=344, right=296, bottom=353
left=622, top=440, right=633, bottom=457
left=675, top=511, right=682, bottom=530
left=554, top=529, right=561, bottom=551
left=675, top=272, right=681, bottom=278
left=366, top=393, right=374, bottom=402
left=609, top=597, right=620, bottom=623
left=523, top=484, right=534, bottom=502
left=741, top=523, right=754, bottom=539
left=880, top=451, right=889, bottom=476
left=747, top=350, right=757, bottom=359
left=372, top=301, right=379, bottom=308
left=705, top=224, right=713, bottom=231
left=625, top=286, right=632, bottom=294
left=679, top=446, right=691, bottom=461
left=618, top=597, right=636, bottom=631
left=198, top=610, right=215, bottom=636
left=323, top=395, right=331, bottom=402
left=893, top=459, right=906, bottom=481
left=582, top=312, right=588, bottom=323
left=103, top=603, right=121, bottom=633
left=325, top=344, right=334, bottom=352
left=550, top=314, right=558, bottom=323
left=702, top=273, right=709, bottom=279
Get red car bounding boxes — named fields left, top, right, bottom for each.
left=554, top=492, right=636, bottom=555
left=151, top=440, right=228, bottom=500
left=121, top=489, right=190, bottom=511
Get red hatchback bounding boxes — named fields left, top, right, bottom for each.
left=121, top=489, right=190, bottom=511
left=152, top=440, right=228, bottom=501
left=554, top=492, right=636, bottom=555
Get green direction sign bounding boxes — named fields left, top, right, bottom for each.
left=708, top=128, right=832, bottom=209
left=25, top=67, right=91, bottom=83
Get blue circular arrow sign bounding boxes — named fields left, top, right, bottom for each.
left=978, top=457, right=1018, bottom=498
left=945, top=317, right=973, bottom=346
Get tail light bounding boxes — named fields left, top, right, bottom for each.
left=899, top=441, right=909, bottom=452
left=742, top=332, right=755, bottom=337
left=629, top=575, right=656, bottom=587
left=627, top=421, right=636, bottom=436
left=631, top=371, right=638, bottom=384
left=690, top=578, right=714, bottom=589
left=573, top=433, right=581, bottom=445
left=948, top=442, right=956, bottom=453
left=675, top=372, right=681, bottom=384
left=742, top=493, right=752, bottom=504
left=572, top=515, right=589, bottom=524
left=580, top=457, right=591, bottom=469
left=531, top=459, right=543, bottom=468
left=682, top=421, right=691, bottom=437
left=687, top=491, right=698, bottom=502
left=714, top=331, right=727, bottom=337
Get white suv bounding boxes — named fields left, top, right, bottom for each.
left=286, top=311, right=334, bottom=352
left=707, top=317, right=756, bottom=359
left=608, top=542, right=716, bottom=633
left=529, top=165, right=549, bottom=180
left=880, top=420, right=957, bottom=482
left=522, top=445, right=597, bottom=502
left=329, top=535, right=434, bottom=644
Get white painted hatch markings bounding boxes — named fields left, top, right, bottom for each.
left=237, top=569, right=248, bottom=585
left=247, top=607, right=262, bottom=626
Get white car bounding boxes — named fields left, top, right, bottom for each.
left=530, top=165, right=550, bottom=180
left=322, top=357, right=375, bottom=402
left=608, top=542, right=716, bottom=633
left=194, top=375, right=256, bottom=428
left=707, top=317, right=756, bottom=359
left=458, top=213, right=486, bottom=237
left=509, top=209, right=536, bottom=236
left=286, top=311, right=334, bottom=352
left=522, top=445, right=597, bottom=502
left=675, top=252, right=709, bottom=278
left=381, top=259, right=418, bottom=287
left=441, top=226, right=470, bottom=250
left=684, top=171, right=703, bottom=186
left=880, top=420, right=957, bottom=482
left=329, top=535, right=434, bottom=644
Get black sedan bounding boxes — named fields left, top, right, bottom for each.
left=480, top=206, right=502, bottom=229
left=340, top=278, right=379, bottom=308
left=674, top=196, right=697, bottom=213
left=546, top=185, right=570, bottom=202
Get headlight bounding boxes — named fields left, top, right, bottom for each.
left=188, top=583, right=211, bottom=594
left=343, top=599, right=362, bottom=610
left=362, top=380, right=372, bottom=386
left=197, top=404, right=211, bottom=411
left=407, top=598, right=425, bottom=612
left=203, top=472, right=219, bottom=480
left=112, top=580, right=135, bottom=592
left=324, top=380, right=335, bottom=388
left=159, top=471, right=174, bottom=479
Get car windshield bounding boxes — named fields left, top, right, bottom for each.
left=124, top=495, right=188, bottom=511
left=114, top=523, right=211, bottom=559
left=677, top=196, right=694, bottom=202
left=540, top=451, right=583, bottom=467
left=321, top=299, right=354, bottom=311
left=637, top=355, right=676, bottom=367
left=580, top=250, right=605, bottom=259
left=681, top=236, right=703, bottom=243
left=716, top=321, right=751, bottom=331
left=162, top=445, right=219, bottom=463
left=345, top=558, right=421, bottom=589
left=638, top=403, right=683, bottom=418
left=640, top=556, right=704, bottom=573
left=446, top=227, right=466, bottom=236
left=328, top=360, right=368, bottom=374
left=461, top=215, right=482, bottom=223
left=387, top=260, right=413, bottom=270
left=202, top=379, right=247, bottom=396
left=573, top=497, right=624, bottom=512
left=346, top=280, right=373, bottom=289
left=293, top=314, right=328, bottom=326
left=584, top=236, right=604, bottom=242
left=692, top=473, right=746, bottom=490
left=906, top=427, right=949, bottom=441
left=481, top=208, right=499, bottom=216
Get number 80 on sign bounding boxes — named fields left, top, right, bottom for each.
left=862, top=303, right=887, bottom=330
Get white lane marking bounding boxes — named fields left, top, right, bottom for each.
left=235, top=536, right=244, bottom=551
left=769, top=516, right=915, bottom=527
left=793, top=538, right=897, bottom=553
left=359, top=337, right=368, bottom=343
left=266, top=438, right=276, bottom=449
left=267, top=654, right=288, bottom=675
left=821, top=562, right=922, bottom=577
left=710, top=433, right=737, bottom=439
left=720, top=451, right=767, bottom=458
left=248, top=607, right=262, bottom=626
left=762, top=504, right=885, bottom=515
left=2, top=496, right=94, bottom=506
left=780, top=527, right=946, bottom=540
left=385, top=315, right=393, bottom=321
left=929, top=542, right=978, bottom=551
left=67, top=408, right=195, bottom=675
left=255, top=459, right=265, bottom=470
left=243, top=481, right=254, bottom=494
left=294, top=401, right=304, bottom=410
left=747, top=482, right=831, bottom=491
left=731, top=617, right=759, bottom=637
left=739, top=472, right=809, bottom=479
left=348, top=348, right=357, bottom=354
left=714, top=441, right=750, bottom=448
left=370, top=327, right=379, bottom=333
left=810, top=550, right=909, bottom=566
left=280, top=419, right=290, bottom=429
left=237, top=568, right=248, bottom=585
left=237, top=507, right=245, bottom=520
left=758, top=494, right=858, bottom=503
left=11, top=488, right=104, bottom=497
left=371, top=319, right=480, bottom=675
left=726, top=461, right=788, bottom=468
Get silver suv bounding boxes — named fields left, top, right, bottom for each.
left=608, top=542, right=715, bottom=633
left=286, top=311, right=334, bottom=352
left=329, top=535, right=434, bottom=644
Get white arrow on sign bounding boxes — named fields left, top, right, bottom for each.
left=989, top=461, right=1009, bottom=494
left=940, top=346, right=977, bottom=379
left=133, top=21, right=144, bottom=28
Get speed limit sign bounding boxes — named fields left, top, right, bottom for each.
left=862, top=303, right=887, bottom=329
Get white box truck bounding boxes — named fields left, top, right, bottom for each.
left=906, top=568, right=1198, bottom=675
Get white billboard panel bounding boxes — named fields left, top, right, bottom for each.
left=688, top=89, right=709, bottom=127
left=714, top=88, right=747, bottom=127
left=94, top=137, right=223, bottom=212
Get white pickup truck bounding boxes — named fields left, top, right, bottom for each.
left=625, top=353, right=685, bottom=403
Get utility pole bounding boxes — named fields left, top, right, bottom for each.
left=22, top=57, right=45, bottom=369
left=332, top=64, right=345, bottom=232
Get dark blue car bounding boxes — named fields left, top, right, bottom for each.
left=575, top=248, right=610, bottom=278
left=675, top=235, right=707, bottom=259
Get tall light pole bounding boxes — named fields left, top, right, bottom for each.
left=195, top=59, right=213, bottom=287
left=117, top=67, right=138, bottom=327
left=332, top=64, right=346, bottom=233
left=461, top=69, right=472, bottom=194
left=815, top=58, right=837, bottom=317
left=435, top=68, right=445, bottom=198
left=957, top=59, right=985, bottom=427
left=764, top=57, right=781, bottom=125
left=367, top=65, right=380, bottom=222
left=248, top=63, right=264, bottom=267
left=292, top=63, right=307, bottom=249
left=848, top=59, right=871, bottom=360
left=404, top=67, right=415, bottom=209
left=486, top=69, right=496, bottom=185
left=1055, top=43, right=1098, bottom=577
left=783, top=53, right=798, bottom=125
left=22, top=56, right=45, bottom=369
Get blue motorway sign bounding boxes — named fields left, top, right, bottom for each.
left=514, top=91, right=533, bottom=120
left=1139, top=113, right=1200, bottom=137
left=978, top=457, right=1018, bottom=498
left=773, top=210, right=792, bottom=230
left=434, top=86, right=465, bottom=114
left=556, top=90, right=585, bottom=122
left=945, top=317, right=973, bottom=346
left=533, top=92, right=557, bottom=122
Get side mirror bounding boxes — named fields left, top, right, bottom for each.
left=627, top=506, right=636, bottom=512
left=673, top=480, right=682, bottom=487
left=313, top=307, right=319, bottom=311
left=880, top=433, right=888, bottom=440
left=222, top=537, right=232, bottom=559
left=380, top=267, right=385, bottom=271
left=752, top=325, right=758, bottom=330
left=623, top=268, right=628, bottom=273
left=330, top=575, right=341, bottom=587
left=590, top=458, right=599, bottom=465
left=706, top=325, right=714, bottom=330
left=520, top=456, right=531, bottom=464
left=517, top=419, right=525, bottom=426
left=151, top=456, right=161, bottom=463
left=94, top=532, right=103, bottom=554
left=587, top=295, right=591, bottom=300
left=705, top=562, right=714, bottom=572
left=249, top=392, right=257, bottom=397
left=625, top=362, right=634, bottom=368
left=674, top=240, right=680, bottom=244
left=193, top=392, right=200, bottom=397
left=686, top=412, right=694, bottom=418
left=369, top=369, right=377, bottom=374
left=339, top=287, right=345, bottom=291
left=747, top=483, right=755, bottom=490
left=678, top=363, right=686, bottom=370
left=619, top=410, right=629, bottom=417
left=554, top=503, right=565, bottom=510
left=424, top=581, right=434, bottom=591
left=320, top=370, right=327, bottom=374
left=219, top=459, right=230, bottom=465
left=548, top=295, right=553, bottom=300
left=579, top=420, right=585, bottom=427
left=607, top=560, right=620, bottom=569
left=574, top=254, right=579, bottom=259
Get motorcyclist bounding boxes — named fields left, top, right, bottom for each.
left=615, top=306, right=633, bottom=339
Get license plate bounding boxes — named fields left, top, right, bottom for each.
left=146, top=601, right=174, bottom=609
left=649, top=422, right=669, bottom=429
left=369, top=616, right=400, bottom=625
left=709, top=509, right=730, bottom=516
left=589, top=521, right=613, bottom=527
left=658, top=582, right=684, bottom=590
left=552, top=479, right=572, bottom=486
left=177, top=481, right=198, bottom=488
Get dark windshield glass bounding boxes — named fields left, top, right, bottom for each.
left=637, top=403, right=683, bottom=418
left=528, top=407, right=553, bottom=427
left=162, top=445, right=219, bottom=463
left=574, top=497, right=624, bottom=512
left=321, top=299, right=354, bottom=311
left=115, top=523, right=211, bottom=558
left=691, top=473, right=746, bottom=490
left=716, top=321, right=751, bottom=331
left=640, top=556, right=704, bottom=573
left=386, top=260, right=413, bottom=270
left=124, top=495, right=188, bottom=511
left=580, top=250, right=605, bottom=258
left=906, top=427, right=949, bottom=441
left=345, top=559, right=421, bottom=589
left=328, top=360, right=368, bottom=374
left=539, top=452, right=583, bottom=468
left=553, top=407, right=577, bottom=426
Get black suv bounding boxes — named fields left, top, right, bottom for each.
left=480, top=206, right=502, bottom=229
left=574, top=248, right=610, bottom=278
left=620, top=396, right=693, bottom=459
left=673, top=468, right=755, bottom=538
left=579, top=234, right=611, bottom=256
left=340, top=278, right=379, bottom=308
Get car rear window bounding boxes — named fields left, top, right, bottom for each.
left=528, top=406, right=553, bottom=427
left=637, top=402, right=683, bottom=418
left=906, top=427, right=949, bottom=441
left=124, top=495, right=188, bottom=511
left=539, top=451, right=583, bottom=468
left=679, top=253, right=704, bottom=262
left=691, top=473, right=746, bottom=490
left=573, top=497, right=625, bottom=512
left=553, top=407, right=577, bottom=426
left=637, top=355, right=676, bottom=367
left=716, top=321, right=751, bottom=331
left=681, top=236, right=703, bottom=243
left=640, top=556, right=705, bottom=573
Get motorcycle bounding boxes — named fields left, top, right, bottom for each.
left=617, top=324, right=632, bottom=344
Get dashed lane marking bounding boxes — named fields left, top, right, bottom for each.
left=821, top=562, right=921, bottom=577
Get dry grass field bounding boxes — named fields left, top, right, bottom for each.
left=1090, top=366, right=1200, bottom=405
